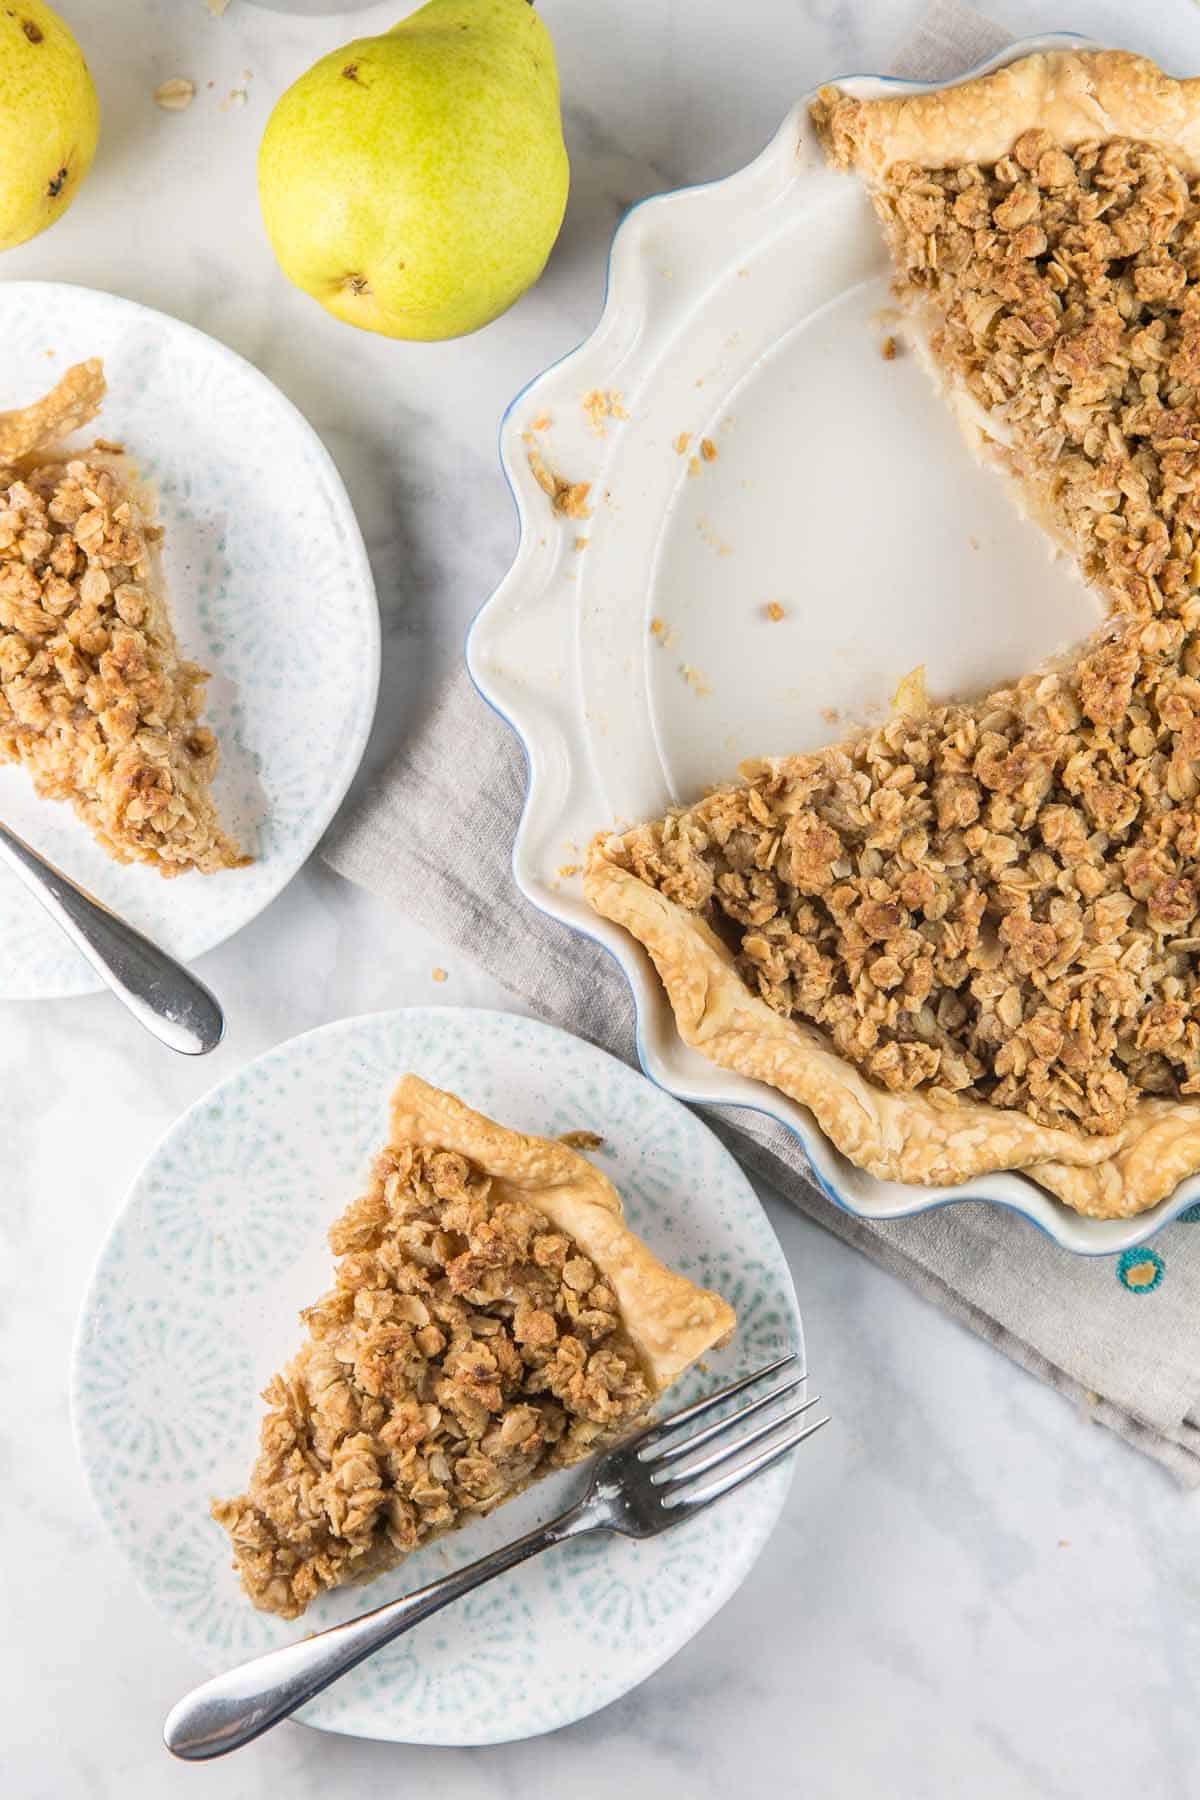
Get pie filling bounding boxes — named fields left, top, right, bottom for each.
left=213, top=1078, right=734, bottom=1618
left=586, top=53, right=1200, bottom=1209
left=0, top=360, right=245, bottom=876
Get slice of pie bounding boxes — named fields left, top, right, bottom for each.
left=586, top=50, right=1200, bottom=1219
left=0, top=360, right=245, bottom=875
left=212, top=1076, right=735, bottom=1618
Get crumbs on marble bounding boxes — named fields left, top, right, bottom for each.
left=527, top=448, right=592, bottom=520
left=155, top=77, right=195, bottom=111
left=559, top=1129, right=604, bottom=1151
left=765, top=601, right=785, bottom=622
left=220, top=70, right=253, bottom=111
left=650, top=617, right=678, bottom=650
left=582, top=390, right=628, bottom=435
left=431, top=967, right=448, bottom=983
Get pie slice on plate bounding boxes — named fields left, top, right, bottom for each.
left=586, top=49, right=1200, bottom=1219
left=213, top=1076, right=735, bottom=1619
left=0, top=360, right=245, bottom=875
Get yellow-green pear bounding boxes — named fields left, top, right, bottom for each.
left=258, top=0, right=569, bottom=341
left=0, top=1, right=98, bottom=250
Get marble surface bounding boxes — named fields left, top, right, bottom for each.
left=5, top=2, right=1200, bottom=1795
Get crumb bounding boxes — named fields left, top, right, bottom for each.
left=766, top=601, right=785, bottom=622
left=1085, top=1390, right=1101, bottom=1406
left=220, top=86, right=248, bottom=110
left=205, top=0, right=231, bottom=14
left=529, top=412, right=551, bottom=432
left=573, top=536, right=588, bottom=552
left=527, top=450, right=592, bottom=520
left=694, top=378, right=704, bottom=388
left=680, top=662, right=711, bottom=697
left=969, top=534, right=980, bottom=550
left=700, top=437, right=717, bottom=462
left=44, top=349, right=55, bottom=359
left=650, top=617, right=678, bottom=650
left=819, top=705, right=841, bottom=725
left=672, top=432, right=691, bottom=455
left=431, top=967, right=448, bottom=983
left=559, top=1129, right=604, bottom=1150
left=737, top=268, right=748, bottom=278
left=880, top=335, right=899, bottom=361
left=582, top=390, right=628, bottom=435
left=92, top=438, right=125, bottom=455
left=687, top=455, right=701, bottom=478
left=696, top=517, right=731, bottom=556
left=556, top=863, right=580, bottom=878
left=1057, top=1539, right=1069, bottom=1548
left=155, top=77, right=195, bottom=111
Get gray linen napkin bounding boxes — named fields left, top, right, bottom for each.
left=325, top=0, right=1200, bottom=1486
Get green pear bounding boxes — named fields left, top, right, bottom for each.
left=258, top=0, right=569, bottom=341
left=0, top=1, right=98, bottom=250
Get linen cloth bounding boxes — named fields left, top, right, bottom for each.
left=325, top=0, right=1200, bottom=1485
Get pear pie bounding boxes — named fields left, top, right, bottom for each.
left=586, top=50, right=1200, bottom=1218
left=0, top=360, right=244, bottom=875
left=213, top=1076, right=735, bottom=1618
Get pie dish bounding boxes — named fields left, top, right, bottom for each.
left=72, top=1007, right=800, bottom=1743
left=468, top=33, right=1200, bottom=1251
left=584, top=49, right=1200, bottom=1222
left=214, top=1074, right=735, bottom=1619
left=0, top=359, right=244, bottom=876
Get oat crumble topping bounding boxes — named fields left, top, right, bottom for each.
left=213, top=1138, right=653, bottom=1617
left=0, top=367, right=243, bottom=875
left=608, top=132, right=1200, bottom=1137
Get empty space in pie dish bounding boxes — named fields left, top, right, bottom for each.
left=642, top=274, right=1100, bottom=801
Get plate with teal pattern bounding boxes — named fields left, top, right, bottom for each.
left=0, top=282, right=379, bottom=999
left=71, top=1007, right=803, bottom=1745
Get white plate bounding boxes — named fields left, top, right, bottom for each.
left=467, top=33, right=1200, bottom=1256
left=0, top=282, right=379, bottom=998
left=71, top=1007, right=802, bottom=1746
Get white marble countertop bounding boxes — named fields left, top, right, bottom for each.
left=6, top=1, right=1200, bottom=1795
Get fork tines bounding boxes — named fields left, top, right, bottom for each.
left=632, top=1353, right=829, bottom=1516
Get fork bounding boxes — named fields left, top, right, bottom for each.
left=164, top=1353, right=827, bottom=1759
left=0, top=821, right=224, bottom=1054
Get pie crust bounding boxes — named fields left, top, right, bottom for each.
left=586, top=50, right=1200, bottom=1218
left=214, top=1076, right=735, bottom=1616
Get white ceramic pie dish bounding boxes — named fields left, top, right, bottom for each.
left=467, top=31, right=1200, bottom=1257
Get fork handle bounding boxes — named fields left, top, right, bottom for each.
left=164, top=1503, right=594, bottom=1760
left=0, top=822, right=224, bottom=1054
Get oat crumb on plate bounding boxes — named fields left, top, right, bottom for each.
left=880, top=334, right=899, bottom=361
left=700, top=437, right=718, bottom=462
left=431, top=967, right=448, bottom=983
left=766, top=601, right=786, bottom=622
left=672, top=432, right=691, bottom=455
left=527, top=449, right=591, bottom=520
left=155, top=78, right=195, bottom=111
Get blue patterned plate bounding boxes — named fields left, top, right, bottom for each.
left=0, top=282, right=379, bottom=998
left=71, top=1007, right=802, bottom=1745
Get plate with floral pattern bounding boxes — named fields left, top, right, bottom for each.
left=0, top=281, right=379, bottom=999
left=71, top=1007, right=803, bottom=1745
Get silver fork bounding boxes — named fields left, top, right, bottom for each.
left=164, top=1353, right=827, bottom=1760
